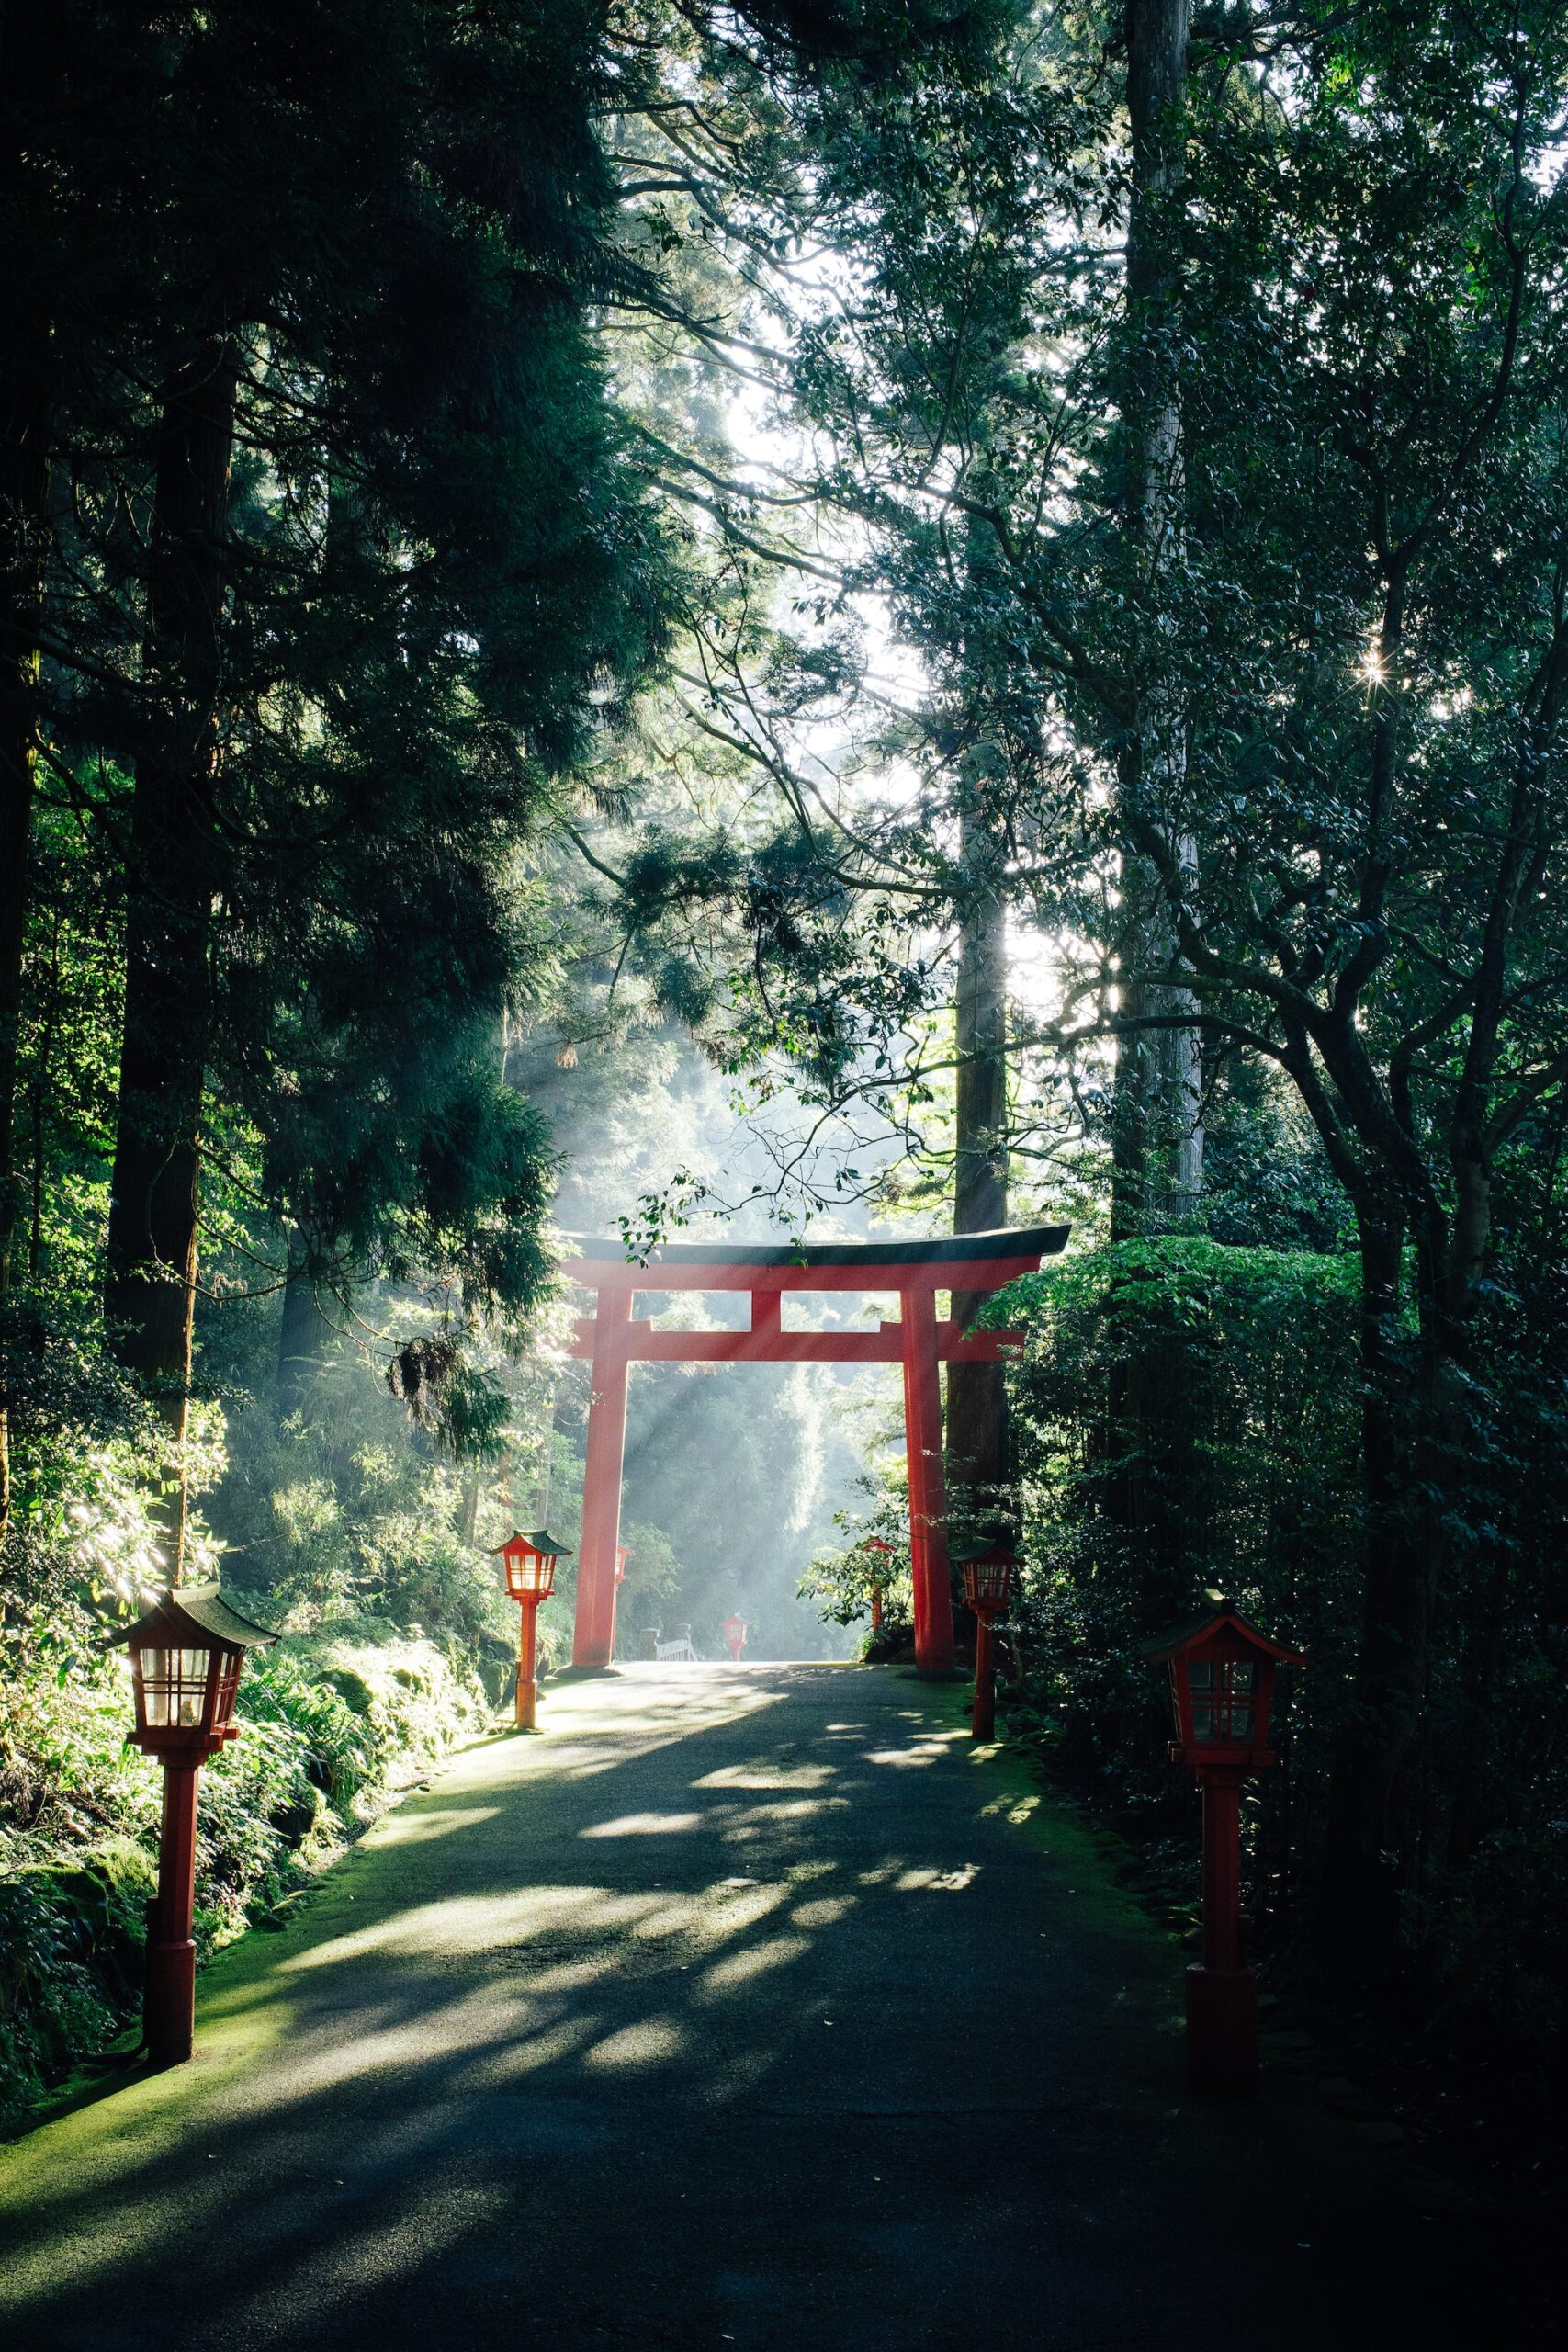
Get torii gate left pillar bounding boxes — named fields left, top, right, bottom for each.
left=575, top=1286, right=632, bottom=1669
left=564, top=1226, right=1068, bottom=1675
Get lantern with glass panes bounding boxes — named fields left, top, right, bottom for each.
left=950, top=1534, right=1016, bottom=1744
left=1156, top=1601, right=1301, bottom=1774
left=1148, top=1601, right=1303, bottom=2098
left=956, top=1545, right=1013, bottom=1622
left=112, top=1585, right=277, bottom=2065
left=493, top=1531, right=570, bottom=1730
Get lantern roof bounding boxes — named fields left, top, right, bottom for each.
left=108, top=1582, right=279, bottom=1651
left=948, top=1528, right=1017, bottom=1566
left=491, top=1528, right=573, bottom=1559
left=1144, top=1600, right=1304, bottom=1667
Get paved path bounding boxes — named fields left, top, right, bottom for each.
left=0, top=1667, right=1500, bottom=2349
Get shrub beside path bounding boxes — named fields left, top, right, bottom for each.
left=0, top=1666, right=1525, bottom=2349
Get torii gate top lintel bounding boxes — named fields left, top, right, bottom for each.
left=563, top=1223, right=1069, bottom=1293
left=564, top=1224, right=1069, bottom=1675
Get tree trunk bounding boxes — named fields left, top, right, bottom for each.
left=276, top=1225, right=331, bottom=1417
left=1443, top=1546, right=1510, bottom=1876
left=946, top=808, right=1009, bottom=1530
left=1094, top=0, right=1203, bottom=1691
left=0, top=0, right=54, bottom=1543
left=1320, top=1204, right=1428, bottom=1976
left=1314, top=621, right=1552, bottom=1969
left=1111, top=0, right=1201, bottom=1238
left=0, top=328, right=49, bottom=1547
left=27, top=910, right=62, bottom=1281
left=105, top=342, right=237, bottom=1580
left=1111, top=815, right=1202, bottom=1234
left=458, top=1466, right=480, bottom=1544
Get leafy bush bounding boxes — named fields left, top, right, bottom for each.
left=210, top=1370, right=513, bottom=1655
left=976, top=1241, right=1365, bottom=1954
left=0, top=1399, right=494, bottom=2131
left=989, top=1238, right=1568, bottom=2098
left=996, top=1237, right=1362, bottom=1793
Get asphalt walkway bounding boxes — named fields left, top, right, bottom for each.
left=0, top=1666, right=1502, bottom=2349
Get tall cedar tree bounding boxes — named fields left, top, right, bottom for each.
left=7, top=2, right=664, bottom=1564
left=0, top=4, right=175, bottom=1534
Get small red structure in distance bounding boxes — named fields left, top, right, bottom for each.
left=722, top=1612, right=748, bottom=1662
left=860, top=1534, right=895, bottom=1631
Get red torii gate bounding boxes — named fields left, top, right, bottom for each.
left=566, top=1225, right=1068, bottom=1674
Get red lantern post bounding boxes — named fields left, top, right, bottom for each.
left=1150, top=1602, right=1303, bottom=2097
left=953, top=1535, right=1014, bottom=1742
left=113, top=1585, right=277, bottom=2065
left=494, top=1530, right=570, bottom=1731
left=862, top=1534, right=893, bottom=1634
left=722, top=1612, right=748, bottom=1662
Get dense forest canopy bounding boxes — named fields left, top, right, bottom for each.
left=3, top=0, right=1567, bottom=2128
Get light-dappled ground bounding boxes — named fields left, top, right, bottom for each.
left=0, top=1666, right=1511, bottom=2349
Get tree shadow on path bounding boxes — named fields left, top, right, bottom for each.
left=0, top=1667, right=1532, bottom=2352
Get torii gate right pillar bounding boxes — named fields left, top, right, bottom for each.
left=899, top=1284, right=954, bottom=1673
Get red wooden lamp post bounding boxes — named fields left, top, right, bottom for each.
left=1151, top=1601, right=1303, bottom=2097
left=862, top=1534, right=893, bottom=1633
left=953, top=1535, right=1014, bottom=1742
left=494, top=1529, right=570, bottom=1731
left=114, top=1584, right=277, bottom=2065
left=722, top=1611, right=749, bottom=1662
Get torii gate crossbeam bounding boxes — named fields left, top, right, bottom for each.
left=565, top=1226, right=1068, bottom=1673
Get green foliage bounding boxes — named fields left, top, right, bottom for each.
left=386, top=1338, right=512, bottom=1466
left=0, top=1861, right=147, bottom=2130
left=799, top=1523, right=911, bottom=1646
left=0, top=1317, right=503, bottom=2130
left=998, top=1239, right=1361, bottom=1796
left=988, top=1234, right=1568, bottom=2081
left=0, top=1501, right=488, bottom=2128
left=215, top=1354, right=511, bottom=1655
left=9, top=0, right=1568, bottom=2152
